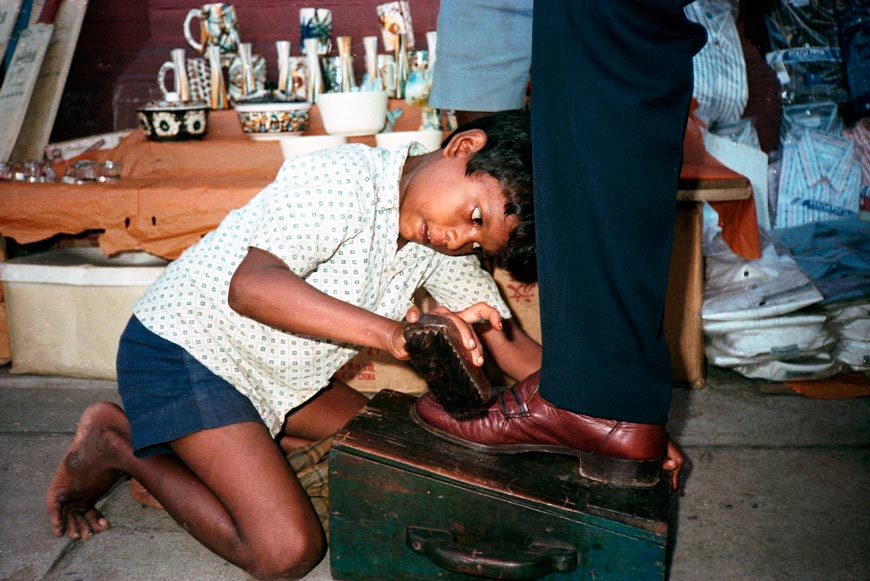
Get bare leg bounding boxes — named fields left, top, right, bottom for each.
left=131, top=379, right=367, bottom=508
left=47, top=401, right=326, bottom=579
left=129, top=478, right=162, bottom=510
left=277, top=379, right=368, bottom=454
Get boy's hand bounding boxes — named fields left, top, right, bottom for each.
left=426, top=303, right=502, bottom=367
left=387, top=307, right=422, bottom=361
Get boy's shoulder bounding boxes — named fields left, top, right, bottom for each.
left=278, top=142, right=392, bottom=174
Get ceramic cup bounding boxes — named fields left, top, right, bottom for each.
left=320, top=55, right=357, bottom=93
left=184, top=3, right=241, bottom=56
left=158, top=49, right=211, bottom=103
left=287, top=56, right=308, bottom=101
left=300, top=8, right=332, bottom=55
left=376, top=1, right=414, bottom=52
left=375, top=129, right=443, bottom=153
left=377, top=54, right=398, bottom=97
left=407, top=50, right=428, bottom=72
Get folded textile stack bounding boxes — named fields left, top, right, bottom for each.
left=824, top=300, right=870, bottom=373
left=774, top=218, right=870, bottom=375
left=702, top=217, right=870, bottom=381
left=701, top=232, right=842, bottom=381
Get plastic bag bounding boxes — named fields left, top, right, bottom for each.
left=685, top=0, right=748, bottom=126
left=773, top=129, right=861, bottom=228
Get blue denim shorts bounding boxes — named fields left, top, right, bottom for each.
left=117, top=316, right=263, bottom=458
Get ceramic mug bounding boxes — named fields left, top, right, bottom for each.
left=157, top=48, right=191, bottom=101
left=158, top=50, right=210, bottom=102
left=300, top=8, right=332, bottom=55
left=287, top=56, right=308, bottom=101
left=377, top=54, right=398, bottom=97
left=376, top=1, right=414, bottom=52
left=184, top=3, right=241, bottom=55
left=320, top=55, right=356, bottom=93
left=407, top=50, right=428, bottom=72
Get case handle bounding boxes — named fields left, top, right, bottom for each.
left=405, top=526, right=577, bottom=580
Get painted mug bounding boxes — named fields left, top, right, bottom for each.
left=376, top=1, right=415, bottom=52
left=184, top=4, right=241, bottom=55
left=377, top=54, right=398, bottom=97
left=158, top=49, right=211, bottom=103
left=300, top=8, right=332, bottom=55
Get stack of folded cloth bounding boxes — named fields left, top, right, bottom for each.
left=701, top=232, right=843, bottom=381
left=823, top=300, right=870, bottom=374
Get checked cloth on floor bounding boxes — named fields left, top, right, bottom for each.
left=286, top=435, right=333, bottom=537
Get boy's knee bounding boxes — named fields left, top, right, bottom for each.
left=247, top=530, right=326, bottom=580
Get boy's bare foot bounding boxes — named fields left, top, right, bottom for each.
left=129, top=479, right=163, bottom=510
left=46, top=401, right=129, bottom=540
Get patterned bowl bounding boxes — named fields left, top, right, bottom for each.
left=233, top=92, right=311, bottom=138
left=136, top=100, right=209, bottom=142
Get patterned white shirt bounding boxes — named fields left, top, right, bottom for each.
left=133, top=143, right=511, bottom=435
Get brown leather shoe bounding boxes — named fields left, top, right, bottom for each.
left=411, top=370, right=667, bottom=488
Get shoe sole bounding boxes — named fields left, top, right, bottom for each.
left=403, top=315, right=492, bottom=411
left=410, top=405, right=661, bottom=489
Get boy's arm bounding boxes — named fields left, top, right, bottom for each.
left=228, top=247, right=408, bottom=359
left=477, top=318, right=542, bottom=382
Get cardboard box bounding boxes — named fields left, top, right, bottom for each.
left=336, top=347, right=429, bottom=397
left=336, top=288, right=437, bottom=396
left=0, top=248, right=167, bottom=379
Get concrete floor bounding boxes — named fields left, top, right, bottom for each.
left=0, top=365, right=867, bottom=580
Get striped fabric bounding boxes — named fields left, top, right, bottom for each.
left=774, top=130, right=862, bottom=228
left=685, top=0, right=748, bottom=126
left=844, top=119, right=870, bottom=211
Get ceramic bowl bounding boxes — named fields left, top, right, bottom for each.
left=375, top=129, right=444, bottom=152
left=233, top=92, right=311, bottom=138
left=279, top=134, right=347, bottom=159
left=136, top=100, right=209, bottom=141
left=316, top=90, right=388, bottom=137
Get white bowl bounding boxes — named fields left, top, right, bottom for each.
left=375, top=129, right=444, bottom=152
left=316, top=91, right=388, bottom=137
left=279, top=134, right=347, bottom=158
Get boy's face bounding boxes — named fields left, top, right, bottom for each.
left=398, top=130, right=519, bottom=257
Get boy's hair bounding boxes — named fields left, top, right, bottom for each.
left=443, top=111, right=537, bottom=282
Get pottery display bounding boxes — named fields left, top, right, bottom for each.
left=137, top=100, right=210, bottom=141
left=233, top=92, right=311, bottom=138
left=317, top=90, right=388, bottom=137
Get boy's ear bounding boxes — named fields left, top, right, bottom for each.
left=443, top=129, right=487, bottom=158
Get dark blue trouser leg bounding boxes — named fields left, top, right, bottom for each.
left=531, top=0, right=705, bottom=424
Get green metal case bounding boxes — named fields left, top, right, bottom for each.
left=329, top=390, right=672, bottom=580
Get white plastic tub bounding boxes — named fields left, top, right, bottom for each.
left=0, top=248, right=167, bottom=379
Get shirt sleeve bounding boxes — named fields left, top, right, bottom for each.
left=249, top=155, right=363, bottom=277
left=423, top=254, right=512, bottom=320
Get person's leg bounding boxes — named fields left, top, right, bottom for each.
left=276, top=378, right=368, bottom=453
left=532, top=0, right=706, bottom=424
left=47, top=407, right=325, bottom=579
left=131, top=378, right=367, bottom=507
left=48, top=317, right=326, bottom=578
left=429, top=0, right=532, bottom=122
left=411, top=0, right=702, bottom=488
